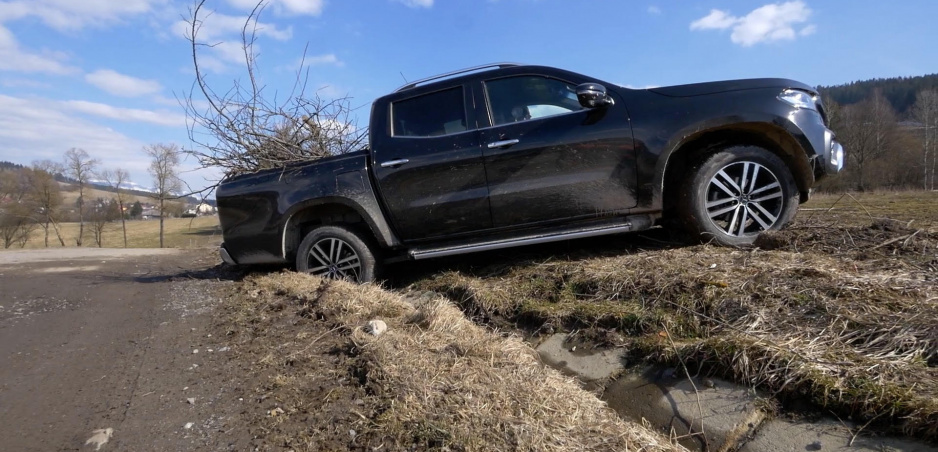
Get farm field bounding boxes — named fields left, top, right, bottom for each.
left=5, top=215, right=221, bottom=250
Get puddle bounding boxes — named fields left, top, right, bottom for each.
left=602, top=368, right=762, bottom=452
left=534, top=333, right=936, bottom=452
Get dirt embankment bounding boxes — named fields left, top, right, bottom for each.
left=410, top=193, right=938, bottom=442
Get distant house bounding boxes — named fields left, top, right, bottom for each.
left=195, top=203, right=216, bottom=214
left=141, top=208, right=161, bottom=220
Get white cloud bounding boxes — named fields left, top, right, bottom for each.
left=172, top=11, right=292, bottom=42
left=689, top=1, right=815, bottom=47
left=225, top=0, right=325, bottom=16
left=0, top=77, right=51, bottom=89
left=0, top=96, right=216, bottom=191
left=0, top=24, right=77, bottom=74
left=276, top=0, right=325, bottom=15
left=690, top=9, right=738, bottom=30
left=395, top=0, right=434, bottom=8
left=172, top=10, right=293, bottom=72
left=305, top=53, right=343, bottom=67
left=647, top=5, right=661, bottom=15
left=0, top=94, right=145, bottom=172
left=85, top=69, right=162, bottom=97
left=63, top=100, right=187, bottom=127
left=0, top=0, right=164, bottom=31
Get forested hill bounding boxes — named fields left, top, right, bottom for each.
left=0, top=160, right=24, bottom=171
left=818, top=73, right=938, bottom=115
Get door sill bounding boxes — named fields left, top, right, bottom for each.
left=408, top=215, right=652, bottom=260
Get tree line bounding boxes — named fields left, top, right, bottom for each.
left=0, top=144, right=183, bottom=249
left=819, top=73, right=938, bottom=116
left=821, top=85, right=938, bottom=192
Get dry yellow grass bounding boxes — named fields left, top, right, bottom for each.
left=413, top=190, right=938, bottom=440
left=9, top=215, right=221, bottom=249
left=241, top=273, right=687, bottom=451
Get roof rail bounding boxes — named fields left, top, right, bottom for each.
left=395, top=63, right=521, bottom=92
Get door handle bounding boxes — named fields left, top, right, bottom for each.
left=379, top=159, right=410, bottom=168
left=486, top=139, right=520, bottom=149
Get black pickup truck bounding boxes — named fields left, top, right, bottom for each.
left=216, top=63, right=845, bottom=282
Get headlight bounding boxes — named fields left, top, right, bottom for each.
left=778, top=89, right=817, bottom=110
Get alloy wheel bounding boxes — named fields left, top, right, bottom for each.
left=705, top=161, right=784, bottom=237
left=306, top=237, right=362, bottom=281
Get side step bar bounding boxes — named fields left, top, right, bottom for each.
left=409, top=216, right=650, bottom=260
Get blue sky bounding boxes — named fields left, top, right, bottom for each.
left=0, top=0, right=936, bottom=192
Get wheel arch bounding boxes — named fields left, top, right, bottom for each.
left=657, top=122, right=814, bottom=221
left=282, top=198, right=389, bottom=262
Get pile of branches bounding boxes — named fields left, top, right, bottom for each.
left=183, top=0, right=367, bottom=178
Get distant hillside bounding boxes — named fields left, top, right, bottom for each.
left=85, top=181, right=213, bottom=206
left=818, top=73, right=938, bottom=115
left=57, top=181, right=212, bottom=207
left=0, top=160, right=25, bottom=171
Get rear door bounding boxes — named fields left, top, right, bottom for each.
left=479, top=74, right=638, bottom=228
left=371, top=85, right=492, bottom=241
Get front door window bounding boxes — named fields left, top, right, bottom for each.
left=485, top=76, right=583, bottom=126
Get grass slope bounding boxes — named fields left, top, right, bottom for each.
left=412, top=191, right=938, bottom=441
left=222, top=273, right=686, bottom=451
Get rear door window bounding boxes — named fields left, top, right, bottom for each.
left=391, top=87, right=467, bottom=137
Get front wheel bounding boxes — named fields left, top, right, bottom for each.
left=678, top=146, right=799, bottom=246
left=296, top=225, right=379, bottom=283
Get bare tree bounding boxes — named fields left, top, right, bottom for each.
left=0, top=169, right=37, bottom=248
left=100, top=168, right=131, bottom=247
left=63, top=148, right=99, bottom=246
left=146, top=143, right=183, bottom=248
left=29, top=161, right=66, bottom=247
left=88, top=198, right=120, bottom=247
left=182, top=0, right=367, bottom=178
left=911, top=89, right=938, bottom=190
left=837, top=89, right=897, bottom=190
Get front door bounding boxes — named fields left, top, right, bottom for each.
left=371, top=85, right=492, bottom=241
left=479, top=75, right=638, bottom=228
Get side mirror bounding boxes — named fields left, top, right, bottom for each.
left=576, top=83, right=614, bottom=108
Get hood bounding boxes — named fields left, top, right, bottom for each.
left=648, top=78, right=815, bottom=98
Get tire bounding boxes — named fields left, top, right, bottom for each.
left=296, top=225, right=379, bottom=283
left=677, top=145, right=799, bottom=246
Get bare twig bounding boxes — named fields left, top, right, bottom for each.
left=662, top=323, right=709, bottom=451
left=182, top=0, right=368, bottom=178
left=871, top=230, right=922, bottom=250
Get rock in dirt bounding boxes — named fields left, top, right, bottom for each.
left=365, top=319, right=387, bottom=336
left=84, top=428, right=113, bottom=451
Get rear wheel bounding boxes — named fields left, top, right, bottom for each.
left=296, top=225, right=379, bottom=283
left=678, top=146, right=799, bottom=246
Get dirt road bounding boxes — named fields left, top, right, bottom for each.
left=0, top=248, right=247, bottom=451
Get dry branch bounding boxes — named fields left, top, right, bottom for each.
left=182, top=0, right=367, bottom=178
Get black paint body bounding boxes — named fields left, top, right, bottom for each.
left=217, top=65, right=839, bottom=264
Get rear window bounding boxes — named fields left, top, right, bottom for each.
left=391, top=87, right=467, bottom=137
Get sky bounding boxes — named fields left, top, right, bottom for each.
left=1, top=0, right=937, bottom=194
